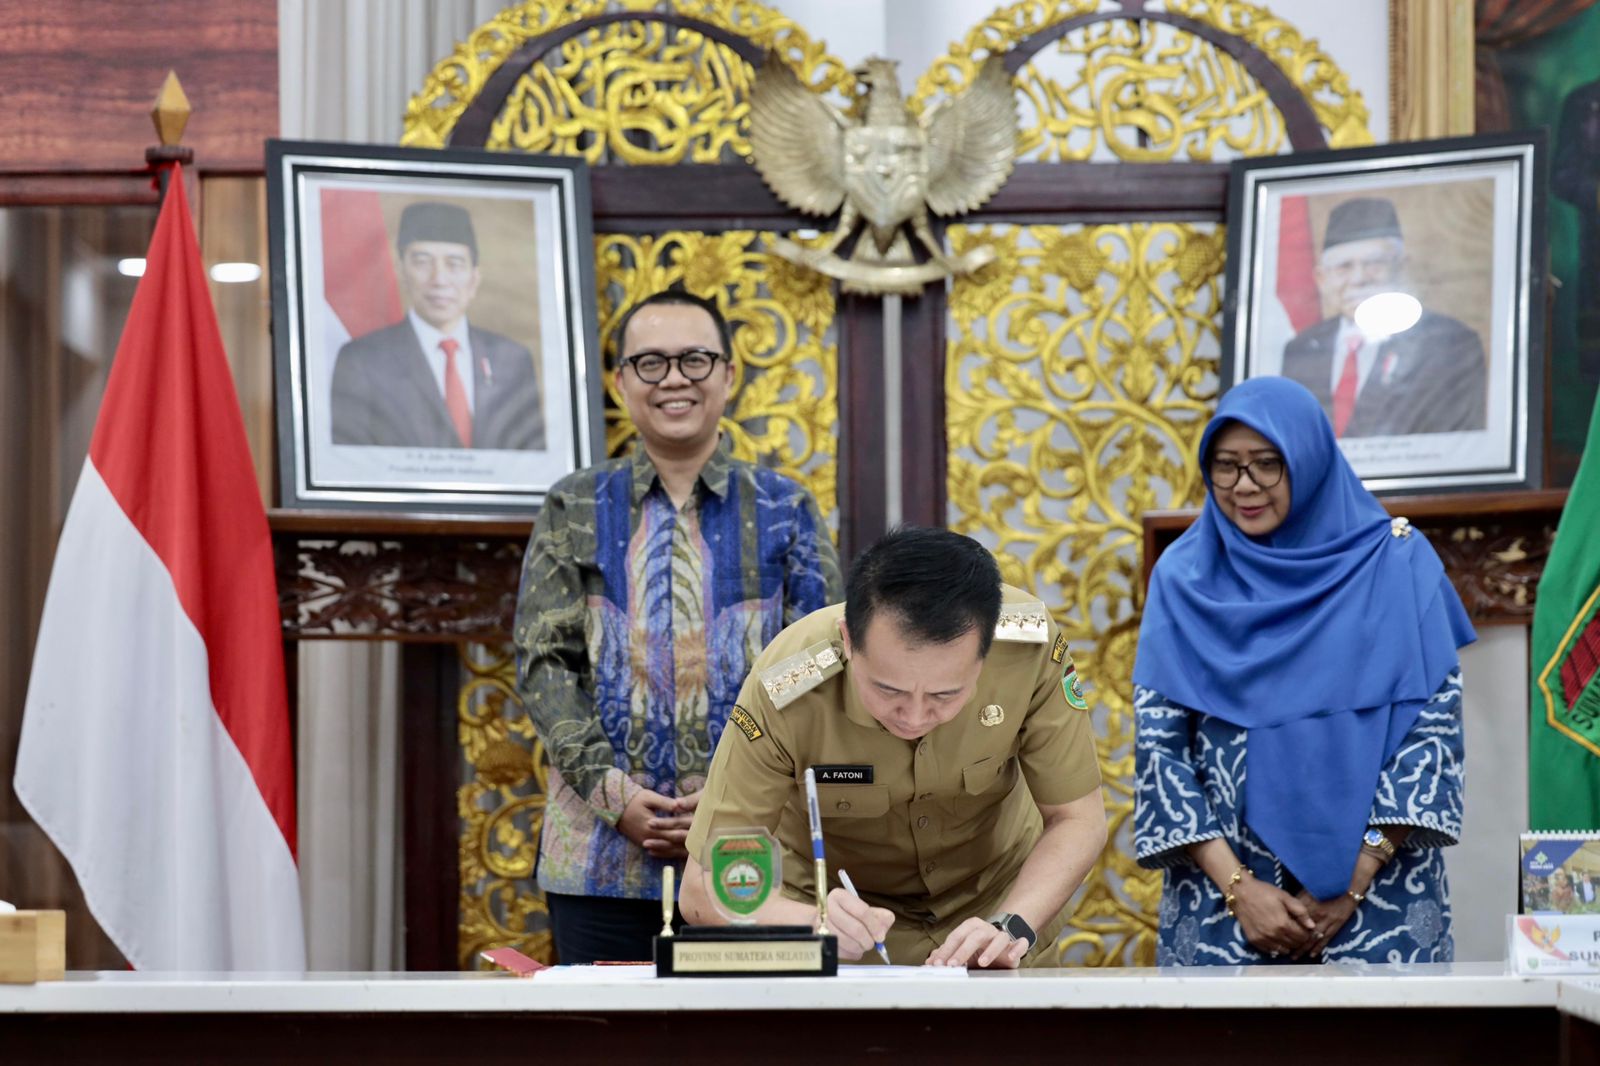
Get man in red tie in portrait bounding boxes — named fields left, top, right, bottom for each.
left=330, top=201, right=546, bottom=450
left=1280, top=197, right=1486, bottom=439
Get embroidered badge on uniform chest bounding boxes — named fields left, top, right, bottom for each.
left=978, top=704, right=1004, bottom=727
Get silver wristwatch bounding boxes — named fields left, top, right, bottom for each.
left=986, top=911, right=1036, bottom=951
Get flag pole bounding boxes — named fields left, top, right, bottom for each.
left=15, top=76, right=307, bottom=969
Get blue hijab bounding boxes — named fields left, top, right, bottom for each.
left=1133, top=377, right=1475, bottom=899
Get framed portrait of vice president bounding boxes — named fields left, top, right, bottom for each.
left=267, top=140, right=603, bottom=513
left=1222, top=132, right=1547, bottom=494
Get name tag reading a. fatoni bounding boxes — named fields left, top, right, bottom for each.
left=811, top=765, right=874, bottom=784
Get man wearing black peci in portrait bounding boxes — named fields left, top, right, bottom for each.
left=330, top=201, right=546, bottom=450
left=1280, top=197, right=1487, bottom=439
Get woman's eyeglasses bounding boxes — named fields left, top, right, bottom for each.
left=622, top=348, right=724, bottom=384
left=1210, top=456, right=1284, bottom=489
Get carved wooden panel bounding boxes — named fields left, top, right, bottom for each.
left=273, top=517, right=530, bottom=641
left=1414, top=516, right=1559, bottom=625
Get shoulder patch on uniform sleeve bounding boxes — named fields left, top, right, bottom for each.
left=1062, top=663, right=1089, bottom=711
left=994, top=599, right=1050, bottom=643
left=759, top=640, right=843, bottom=709
left=729, top=704, right=764, bottom=741
left=1050, top=633, right=1069, bottom=664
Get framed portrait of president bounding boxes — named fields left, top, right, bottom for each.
left=267, top=140, right=603, bottom=513
left=1221, top=132, right=1547, bottom=494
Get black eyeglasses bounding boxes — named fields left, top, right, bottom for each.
left=621, top=347, right=724, bottom=384
left=1210, top=456, right=1285, bottom=489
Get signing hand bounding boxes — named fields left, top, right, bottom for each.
left=1231, top=876, right=1317, bottom=959
left=1291, top=890, right=1359, bottom=960
left=825, top=887, right=894, bottom=961
left=925, top=917, right=1030, bottom=970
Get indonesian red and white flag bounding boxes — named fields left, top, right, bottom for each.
left=14, top=165, right=305, bottom=971
left=1267, top=193, right=1323, bottom=342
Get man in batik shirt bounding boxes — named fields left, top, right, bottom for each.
left=514, top=289, right=842, bottom=963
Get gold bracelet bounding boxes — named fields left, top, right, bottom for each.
left=1224, top=864, right=1249, bottom=917
left=1347, top=888, right=1366, bottom=904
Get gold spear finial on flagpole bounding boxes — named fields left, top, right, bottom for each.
left=151, top=71, right=191, bottom=147
left=146, top=71, right=194, bottom=184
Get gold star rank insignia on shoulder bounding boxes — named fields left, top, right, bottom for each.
left=1062, top=665, right=1088, bottom=711
left=758, top=640, right=843, bottom=709
left=994, top=599, right=1050, bottom=643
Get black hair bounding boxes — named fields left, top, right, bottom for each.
left=844, top=526, right=1003, bottom=659
left=613, top=288, right=734, bottom=365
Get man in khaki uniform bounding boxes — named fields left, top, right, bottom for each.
left=681, top=528, right=1106, bottom=968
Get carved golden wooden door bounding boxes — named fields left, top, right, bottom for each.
left=925, top=0, right=1370, bottom=963
left=397, top=0, right=1371, bottom=968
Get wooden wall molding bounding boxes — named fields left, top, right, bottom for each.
left=1389, top=0, right=1477, bottom=141
left=0, top=0, right=277, bottom=178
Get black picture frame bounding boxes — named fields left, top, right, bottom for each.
left=1221, top=131, right=1547, bottom=494
left=267, top=139, right=603, bottom=514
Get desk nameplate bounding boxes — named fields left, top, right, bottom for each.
left=655, top=926, right=837, bottom=977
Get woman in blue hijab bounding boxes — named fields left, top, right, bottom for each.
left=1133, top=377, right=1475, bottom=965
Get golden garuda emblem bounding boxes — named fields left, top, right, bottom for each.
left=749, top=55, right=1018, bottom=295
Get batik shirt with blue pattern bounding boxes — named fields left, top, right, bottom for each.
left=515, top=439, right=842, bottom=899
left=1134, top=671, right=1465, bottom=966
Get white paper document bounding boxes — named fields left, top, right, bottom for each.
left=836, top=965, right=969, bottom=978
left=532, top=965, right=658, bottom=982
left=528, top=964, right=969, bottom=980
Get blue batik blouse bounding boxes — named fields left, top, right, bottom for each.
left=1134, top=672, right=1465, bottom=966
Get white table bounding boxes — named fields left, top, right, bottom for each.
left=2, top=963, right=1593, bottom=1064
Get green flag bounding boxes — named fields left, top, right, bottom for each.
left=1531, top=391, right=1600, bottom=829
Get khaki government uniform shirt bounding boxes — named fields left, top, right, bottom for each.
left=684, top=585, right=1101, bottom=965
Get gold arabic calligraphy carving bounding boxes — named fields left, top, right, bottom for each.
left=948, top=221, right=1224, bottom=965
left=1171, top=0, right=1372, bottom=148
left=910, top=0, right=1372, bottom=161
left=402, top=0, right=854, bottom=160
left=750, top=56, right=1018, bottom=294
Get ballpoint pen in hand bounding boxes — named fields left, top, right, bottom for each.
left=838, top=868, right=892, bottom=965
